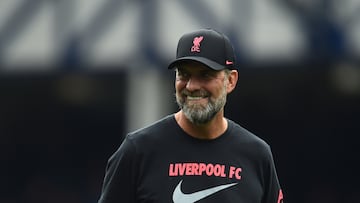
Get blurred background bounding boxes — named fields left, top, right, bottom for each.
left=1, top=0, right=360, bottom=202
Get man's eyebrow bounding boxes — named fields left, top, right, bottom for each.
left=200, top=69, right=219, bottom=74
left=176, top=68, right=187, bottom=73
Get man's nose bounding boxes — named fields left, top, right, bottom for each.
left=186, top=76, right=202, bottom=91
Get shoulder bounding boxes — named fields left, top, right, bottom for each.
left=227, top=119, right=272, bottom=155
left=110, top=115, right=176, bottom=157
left=126, top=114, right=176, bottom=143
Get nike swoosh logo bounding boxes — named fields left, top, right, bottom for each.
left=172, top=180, right=238, bottom=203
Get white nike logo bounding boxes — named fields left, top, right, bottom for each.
left=172, top=180, right=238, bottom=203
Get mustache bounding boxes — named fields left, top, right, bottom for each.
left=181, top=90, right=210, bottom=97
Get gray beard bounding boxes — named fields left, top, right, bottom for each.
left=176, top=88, right=227, bottom=125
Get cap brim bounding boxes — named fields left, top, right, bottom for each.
left=167, top=56, right=225, bottom=70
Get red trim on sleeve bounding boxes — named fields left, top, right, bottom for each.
left=277, top=189, right=283, bottom=203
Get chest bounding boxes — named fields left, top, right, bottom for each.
left=135, top=145, right=264, bottom=203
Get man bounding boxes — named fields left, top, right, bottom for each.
left=98, top=28, right=284, bottom=203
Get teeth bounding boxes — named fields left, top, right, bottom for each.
left=187, top=96, right=204, bottom=100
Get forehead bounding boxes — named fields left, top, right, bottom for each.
left=176, top=61, right=217, bottom=73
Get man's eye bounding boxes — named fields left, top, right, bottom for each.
left=181, top=72, right=189, bottom=77
left=177, top=72, right=189, bottom=79
left=201, top=72, right=216, bottom=79
left=203, top=73, right=212, bottom=78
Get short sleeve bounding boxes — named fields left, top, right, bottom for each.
left=98, top=136, right=138, bottom=203
left=262, top=146, right=284, bottom=203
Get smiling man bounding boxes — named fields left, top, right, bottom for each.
left=98, top=28, right=284, bottom=203
left=173, top=62, right=236, bottom=139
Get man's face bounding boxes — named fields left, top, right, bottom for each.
left=175, top=62, right=228, bottom=125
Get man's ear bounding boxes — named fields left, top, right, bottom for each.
left=226, top=70, right=238, bottom=94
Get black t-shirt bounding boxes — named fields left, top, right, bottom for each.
left=98, top=115, right=283, bottom=203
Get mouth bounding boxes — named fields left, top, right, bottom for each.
left=180, top=90, right=210, bottom=104
left=185, top=95, right=209, bottom=105
left=186, top=96, right=207, bottom=100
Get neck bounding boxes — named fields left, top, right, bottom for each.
left=175, top=110, right=228, bottom=140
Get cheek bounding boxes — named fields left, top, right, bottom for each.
left=175, top=81, right=186, bottom=91
left=209, top=83, right=225, bottom=95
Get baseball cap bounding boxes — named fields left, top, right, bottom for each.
left=168, top=28, right=236, bottom=70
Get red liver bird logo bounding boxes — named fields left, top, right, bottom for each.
left=191, top=36, right=204, bottom=52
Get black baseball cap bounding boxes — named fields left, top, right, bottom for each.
left=168, top=28, right=236, bottom=70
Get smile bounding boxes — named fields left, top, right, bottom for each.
left=186, top=96, right=207, bottom=100
left=185, top=96, right=209, bottom=105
